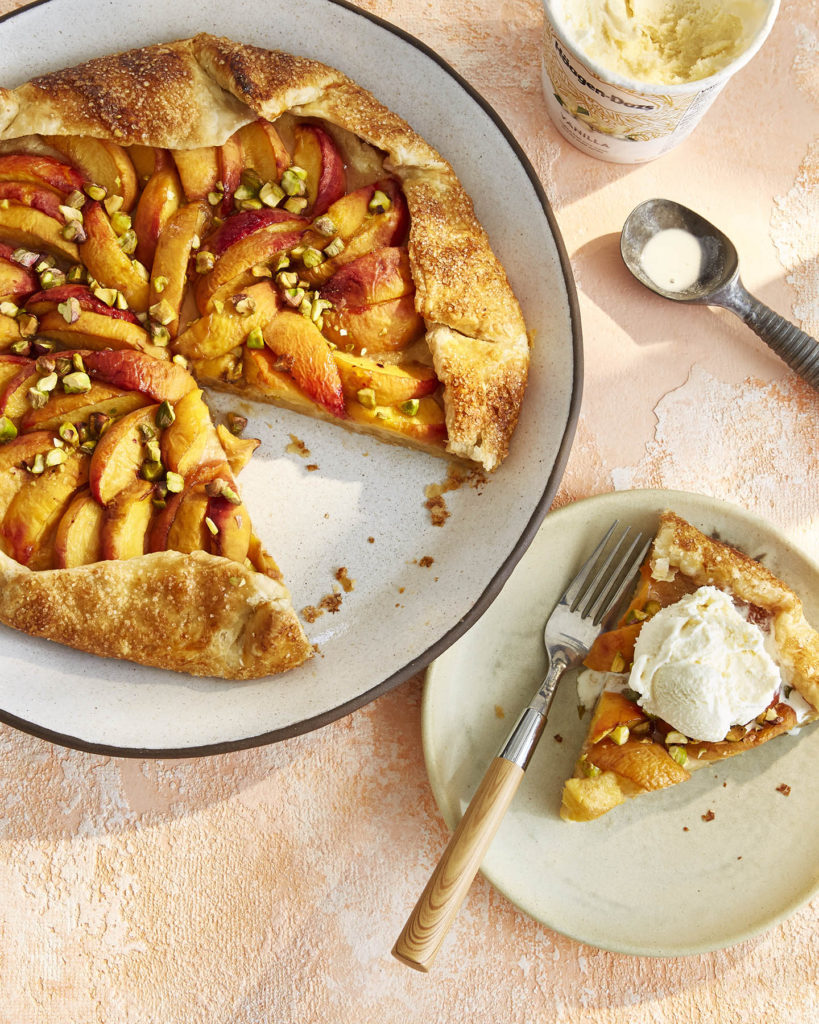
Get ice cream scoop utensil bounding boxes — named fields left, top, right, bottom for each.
left=620, top=198, right=819, bottom=389
left=392, top=522, right=650, bottom=972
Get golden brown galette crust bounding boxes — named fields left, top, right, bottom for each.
left=652, top=510, right=819, bottom=709
left=0, top=34, right=529, bottom=470
left=0, top=548, right=312, bottom=679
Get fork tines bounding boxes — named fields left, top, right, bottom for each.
left=562, top=521, right=652, bottom=625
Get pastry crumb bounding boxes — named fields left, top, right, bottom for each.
left=424, top=493, right=449, bottom=527
left=335, top=567, right=354, bottom=593
left=776, top=783, right=791, bottom=796
left=302, top=605, right=321, bottom=623
left=701, top=809, right=715, bottom=822
left=306, top=463, right=319, bottom=472
left=319, top=590, right=343, bottom=614
left=553, top=733, right=563, bottom=743
left=286, top=434, right=310, bottom=457
left=682, top=826, right=689, bottom=832
left=494, top=704, right=505, bottom=719
left=418, top=555, right=434, bottom=568
left=367, top=536, right=375, bottom=544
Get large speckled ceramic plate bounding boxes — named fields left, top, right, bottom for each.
left=423, top=489, right=819, bottom=956
left=0, top=0, right=579, bottom=754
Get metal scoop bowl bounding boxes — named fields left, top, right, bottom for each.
left=621, top=198, right=819, bottom=389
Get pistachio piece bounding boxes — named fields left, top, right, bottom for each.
left=369, top=189, right=392, bottom=214
left=665, top=730, right=688, bottom=745
left=110, top=210, right=132, bottom=236
left=231, top=294, right=256, bottom=316
left=62, top=220, right=88, bottom=243
left=610, top=725, right=630, bottom=745
left=207, top=185, right=225, bottom=207
left=245, top=327, right=264, bottom=350
left=71, top=353, right=86, bottom=373
left=27, top=387, right=49, bottom=409
left=250, top=263, right=272, bottom=279
left=39, top=268, right=66, bottom=290
left=356, top=387, right=377, bottom=409
left=17, top=313, right=38, bottom=338
left=93, top=286, right=118, bottom=307
left=301, top=247, right=324, bottom=269
left=58, top=296, right=81, bottom=324
left=323, top=236, right=345, bottom=259
left=165, top=471, right=184, bottom=493
left=204, top=516, right=219, bottom=536
left=36, top=372, right=58, bottom=394
left=280, top=168, right=307, bottom=197
left=644, top=599, right=662, bottom=616
left=0, top=416, right=18, bottom=442
left=622, top=687, right=641, bottom=702
left=35, top=255, right=56, bottom=273
left=172, top=354, right=190, bottom=370
left=88, top=412, right=110, bottom=439
left=155, top=400, right=176, bottom=430
left=226, top=412, right=247, bottom=436
left=139, top=423, right=156, bottom=442
left=610, top=651, right=627, bottom=673
left=149, top=299, right=175, bottom=326
left=668, top=745, right=688, bottom=767
left=44, top=447, right=67, bottom=468
left=276, top=270, right=299, bottom=290
left=35, top=355, right=56, bottom=374
left=84, top=182, right=108, bottom=201
left=0, top=301, right=18, bottom=318
left=26, top=452, right=46, bottom=475
left=61, top=371, right=92, bottom=394
left=9, top=340, right=31, bottom=356
left=283, top=196, right=308, bottom=215
left=141, top=459, right=164, bottom=482
left=579, top=757, right=601, bottom=779
left=145, top=438, right=162, bottom=463
left=66, top=264, right=86, bottom=284
left=204, top=478, right=241, bottom=505
left=11, top=248, right=39, bottom=268
left=58, top=422, right=79, bottom=446
left=32, top=339, right=56, bottom=356
left=149, top=322, right=171, bottom=347
left=400, top=398, right=420, bottom=416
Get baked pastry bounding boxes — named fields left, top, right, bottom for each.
left=0, top=34, right=529, bottom=470
left=0, top=36, right=531, bottom=679
left=561, top=511, right=819, bottom=821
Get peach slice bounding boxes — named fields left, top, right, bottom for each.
left=195, top=219, right=305, bottom=313
left=207, top=493, right=251, bottom=563
left=36, top=309, right=160, bottom=356
left=346, top=395, right=446, bottom=445
left=175, top=281, right=280, bottom=361
left=0, top=430, right=57, bottom=523
left=44, top=136, right=138, bottom=211
left=320, top=246, right=415, bottom=308
left=0, top=153, right=85, bottom=193
left=0, top=367, right=43, bottom=421
left=172, top=147, right=220, bottom=202
left=587, top=739, right=690, bottom=791
left=83, top=349, right=196, bottom=402
left=0, top=450, right=89, bottom=569
left=242, top=347, right=326, bottom=415
left=0, top=182, right=65, bottom=222
left=322, top=295, right=423, bottom=354
left=160, top=388, right=223, bottom=477
left=100, top=478, right=155, bottom=560
left=588, top=690, right=647, bottom=745
left=127, top=145, right=172, bottom=185
left=216, top=424, right=260, bottom=476
left=0, top=205, right=79, bottom=262
left=147, top=462, right=225, bottom=553
left=262, top=311, right=346, bottom=418
left=54, top=487, right=104, bottom=568
left=148, top=200, right=211, bottom=336
left=89, top=403, right=160, bottom=505
left=132, top=163, right=183, bottom=269
left=0, top=245, right=37, bottom=302
left=80, top=200, right=150, bottom=311
left=238, top=120, right=290, bottom=181
left=332, top=351, right=438, bottom=406
left=206, top=208, right=306, bottom=257
left=218, top=134, right=244, bottom=214
left=0, top=317, right=22, bottom=351
left=19, top=387, right=149, bottom=434
left=292, top=123, right=346, bottom=217
left=0, top=354, right=31, bottom=391
left=25, top=284, right=142, bottom=324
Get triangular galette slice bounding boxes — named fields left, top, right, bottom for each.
left=0, top=34, right=530, bottom=471
left=561, top=511, right=819, bottom=821
left=0, top=348, right=311, bottom=679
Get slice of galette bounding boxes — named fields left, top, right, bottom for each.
left=561, top=511, right=819, bottom=821
left=0, top=34, right=530, bottom=471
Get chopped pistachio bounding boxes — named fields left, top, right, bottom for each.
left=141, top=459, right=164, bottom=481
left=32, top=339, right=56, bottom=356
left=44, top=447, right=67, bottom=467
left=298, top=297, right=312, bottom=319
left=93, top=286, right=118, bottom=307
left=149, top=322, right=171, bottom=347
left=59, top=203, right=84, bottom=223
left=149, top=299, right=175, bottom=326
left=133, top=260, right=149, bottom=282
left=310, top=298, right=332, bottom=324
left=26, top=452, right=45, bottom=475
left=17, top=313, right=38, bottom=338
left=280, top=168, right=307, bottom=197
left=65, top=189, right=86, bottom=210
left=155, top=400, right=176, bottom=430
left=36, top=372, right=58, bottom=394
left=283, top=196, right=308, bottom=215
left=276, top=270, right=299, bottom=290
left=145, top=438, right=162, bottom=463
left=35, top=255, right=55, bottom=273
left=356, top=387, right=377, bottom=410
left=0, top=416, right=18, bottom=442
left=9, top=340, right=31, bottom=356
left=118, top=229, right=138, bottom=255
left=313, top=215, right=337, bottom=237
left=204, top=478, right=241, bottom=504
left=78, top=440, right=97, bottom=455
left=84, top=182, right=108, bottom=201
left=139, top=423, right=156, bottom=442
left=233, top=184, right=258, bottom=203
left=231, top=294, right=256, bottom=316
left=27, top=387, right=49, bottom=409
left=58, top=296, right=81, bottom=324
left=39, top=268, right=66, bottom=290
left=644, top=600, right=662, bottom=616
left=610, top=725, right=630, bottom=745
left=610, top=651, right=627, bottom=673
left=165, top=471, right=184, bottom=493
left=301, top=247, right=324, bottom=269
left=212, top=299, right=225, bottom=315
left=66, top=264, right=86, bottom=284
left=71, top=353, right=85, bottom=373
left=369, top=189, right=392, bottom=214
left=207, top=187, right=225, bottom=207
left=665, top=730, right=688, bottom=745
left=58, top=422, right=79, bottom=445
left=204, top=516, right=219, bottom=536
left=172, top=354, right=189, bottom=370
left=35, top=355, right=56, bottom=374
left=62, top=220, right=88, bottom=243
left=110, top=210, right=132, bottom=236
left=61, top=371, right=92, bottom=394
left=259, top=181, right=285, bottom=208
left=0, top=301, right=18, bottom=318
left=323, top=236, right=345, bottom=259
left=250, top=263, right=272, bottom=279
left=240, top=168, right=263, bottom=191
left=88, top=412, right=110, bottom=439
left=624, top=607, right=648, bottom=624
left=194, top=249, right=216, bottom=275
left=273, top=253, right=291, bottom=273
left=114, top=291, right=129, bottom=311
left=580, top=757, right=601, bottom=778
left=245, top=327, right=264, bottom=350
left=668, top=745, right=688, bottom=767
left=400, top=398, right=420, bottom=416
left=237, top=198, right=264, bottom=212
left=11, top=248, right=39, bottom=268
left=226, top=412, right=247, bottom=436
left=622, top=687, right=641, bottom=703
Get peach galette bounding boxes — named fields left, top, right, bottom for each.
left=0, top=35, right=529, bottom=678
left=561, top=512, right=819, bottom=822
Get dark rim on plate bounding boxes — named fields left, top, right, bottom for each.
left=0, top=0, right=583, bottom=757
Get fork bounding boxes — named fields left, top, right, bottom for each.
left=392, top=521, right=651, bottom=972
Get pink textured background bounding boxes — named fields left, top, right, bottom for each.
left=1, top=0, right=818, bottom=1019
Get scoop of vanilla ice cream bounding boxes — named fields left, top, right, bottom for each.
left=561, top=0, right=768, bottom=85
left=628, top=586, right=781, bottom=742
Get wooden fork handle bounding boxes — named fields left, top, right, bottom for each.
left=392, top=755, right=524, bottom=972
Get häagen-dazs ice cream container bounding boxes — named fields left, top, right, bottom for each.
left=541, top=0, right=779, bottom=163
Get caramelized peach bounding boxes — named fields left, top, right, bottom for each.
left=132, top=163, right=183, bottom=268
left=54, top=487, right=104, bottom=568
left=172, top=146, right=220, bottom=202
left=89, top=403, right=160, bottom=505
left=44, top=136, right=138, bottom=211
left=262, top=311, right=346, bottom=418
left=292, top=123, right=346, bottom=216
left=79, top=201, right=150, bottom=312
left=0, top=153, right=85, bottom=193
